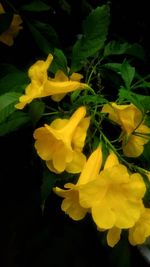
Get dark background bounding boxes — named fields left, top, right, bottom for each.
left=1, top=0, right=150, bottom=266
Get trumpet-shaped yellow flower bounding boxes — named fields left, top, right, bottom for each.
left=79, top=151, right=146, bottom=230
left=102, top=103, right=150, bottom=157
left=0, top=4, right=23, bottom=46
left=53, top=146, right=102, bottom=220
left=34, top=106, right=90, bottom=174
left=129, top=208, right=150, bottom=245
left=106, top=207, right=150, bottom=247
left=15, top=54, right=88, bottom=109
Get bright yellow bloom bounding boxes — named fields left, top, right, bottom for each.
left=0, top=4, right=23, bottom=46
left=102, top=103, right=150, bottom=157
left=34, top=106, right=90, bottom=173
left=53, top=146, right=102, bottom=220
left=106, top=227, right=122, bottom=247
left=15, top=54, right=88, bottom=109
left=106, top=207, right=150, bottom=247
left=129, top=208, right=150, bottom=245
left=79, top=151, right=146, bottom=229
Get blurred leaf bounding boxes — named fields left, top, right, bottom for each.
left=75, top=94, right=108, bottom=106
left=104, top=41, right=131, bottom=57
left=28, top=100, right=45, bottom=126
left=59, top=0, right=71, bottom=14
left=0, top=64, right=18, bottom=78
left=0, top=111, right=31, bottom=136
left=104, top=41, right=145, bottom=60
left=0, top=13, right=13, bottom=34
left=103, top=63, right=122, bottom=73
left=0, top=92, right=21, bottom=123
left=41, top=169, right=58, bottom=204
left=120, top=61, right=135, bottom=89
left=126, top=43, right=145, bottom=60
left=70, top=89, right=81, bottom=102
left=71, top=5, right=110, bottom=72
left=0, top=71, right=28, bottom=94
left=21, top=0, right=51, bottom=12
left=27, top=19, right=59, bottom=54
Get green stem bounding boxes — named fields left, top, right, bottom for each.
left=94, top=120, right=149, bottom=175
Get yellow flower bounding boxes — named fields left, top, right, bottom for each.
left=15, top=54, right=53, bottom=109
left=106, top=207, right=150, bottom=247
left=102, top=103, right=150, bottom=157
left=53, top=146, right=102, bottom=220
left=33, top=106, right=90, bottom=173
left=0, top=4, right=23, bottom=46
left=15, top=54, right=88, bottom=109
left=79, top=151, right=146, bottom=230
left=129, top=208, right=150, bottom=245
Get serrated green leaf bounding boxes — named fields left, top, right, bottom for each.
left=21, top=0, right=51, bottom=12
left=0, top=71, right=28, bottom=94
left=28, top=100, right=45, bottom=126
left=120, top=61, right=135, bottom=89
left=71, top=5, right=110, bottom=72
left=103, top=41, right=145, bottom=60
left=0, top=111, right=31, bottom=136
left=104, top=41, right=131, bottom=57
left=0, top=92, right=21, bottom=123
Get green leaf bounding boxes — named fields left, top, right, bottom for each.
left=0, top=92, right=21, bottom=123
left=41, top=169, right=57, bottom=204
left=103, top=41, right=145, bottom=60
left=0, top=64, right=18, bottom=78
left=70, top=89, right=81, bottom=103
left=71, top=5, right=110, bottom=72
left=0, top=71, right=28, bottom=94
left=118, top=88, right=150, bottom=112
left=53, top=48, right=68, bottom=76
left=0, top=111, right=31, bottom=136
left=75, top=94, right=108, bottom=106
left=120, top=61, right=135, bottom=89
left=59, top=0, right=71, bottom=14
left=104, top=41, right=131, bottom=57
left=0, top=13, right=13, bottom=34
left=27, top=20, right=59, bottom=54
left=21, top=0, right=51, bottom=12
left=103, top=63, right=122, bottom=73
left=28, top=100, right=45, bottom=126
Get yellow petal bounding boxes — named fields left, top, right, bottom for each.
left=65, top=151, right=86, bottom=173
left=70, top=72, right=83, bottom=81
left=122, top=135, right=146, bottom=157
left=78, top=146, right=103, bottom=185
left=34, top=127, right=56, bottom=160
left=72, top=117, right=90, bottom=151
left=44, top=80, right=88, bottom=95
left=104, top=151, right=119, bottom=169
left=51, top=93, right=66, bottom=102
left=107, top=227, right=121, bottom=247
left=54, top=186, right=88, bottom=220
left=92, top=203, right=116, bottom=229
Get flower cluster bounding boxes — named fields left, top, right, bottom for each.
left=15, top=54, right=150, bottom=248
left=0, top=3, right=23, bottom=46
